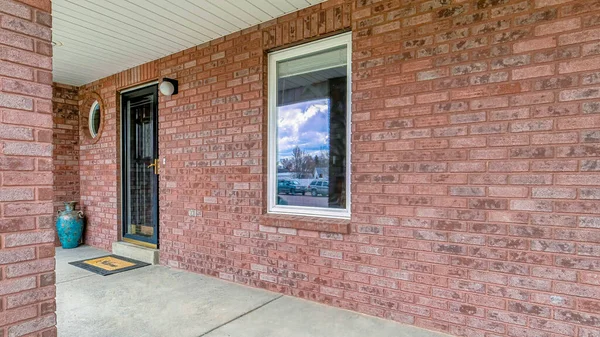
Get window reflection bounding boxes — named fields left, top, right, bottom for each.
left=275, top=45, right=348, bottom=210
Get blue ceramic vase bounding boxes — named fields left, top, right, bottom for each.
left=56, top=201, right=84, bottom=249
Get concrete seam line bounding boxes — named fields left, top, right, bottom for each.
left=55, top=274, right=98, bottom=285
left=197, top=295, right=284, bottom=337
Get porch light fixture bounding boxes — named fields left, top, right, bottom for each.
left=159, top=78, right=178, bottom=96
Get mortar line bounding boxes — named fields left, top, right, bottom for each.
left=197, top=294, right=284, bottom=337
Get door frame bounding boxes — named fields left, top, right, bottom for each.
left=119, top=82, right=159, bottom=249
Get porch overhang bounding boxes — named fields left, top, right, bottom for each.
left=52, top=0, right=326, bottom=86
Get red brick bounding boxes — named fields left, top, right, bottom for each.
left=0, top=217, right=35, bottom=233
left=580, top=272, right=600, bottom=285
left=511, top=92, right=555, bottom=106
left=491, top=55, right=530, bottom=70
left=534, top=0, right=575, bottom=6
left=531, top=214, right=576, bottom=228
left=470, top=148, right=507, bottom=160
left=578, top=243, right=600, bottom=256
left=415, top=92, right=448, bottom=104
left=466, top=317, right=506, bottom=333
left=488, top=134, right=529, bottom=147
left=0, top=26, right=35, bottom=50
left=403, top=13, right=432, bottom=27
left=531, top=239, right=575, bottom=253
left=0, top=187, right=34, bottom=201
left=3, top=110, right=52, bottom=127
left=531, top=132, right=578, bottom=145
left=417, top=68, right=449, bottom=81
left=470, top=97, right=509, bottom=110
left=0, top=247, right=35, bottom=264
left=581, top=188, right=600, bottom=200
left=510, top=146, right=554, bottom=159
left=0, top=92, right=34, bottom=110
left=582, top=159, right=600, bottom=171
left=532, top=187, right=577, bottom=199
left=512, top=64, right=555, bottom=80
left=513, top=36, right=557, bottom=53
left=6, top=315, right=55, bottom=336
left=0, top=46, right=52, bottom=69
left=532, top=160, right=578, bottom=171
left=2, top=78, right=52, bottom=98
left=559, top=87, right=600, bottom=103
left=0, top=60, right=34, bottom=80
left=509, top=277, right=552, bottom=291
left=36, top=10, right=51, bottom=27
left=449, top=137, right=486, bottom=148
left=449, top=162, right=486, bottom=172
left=554, top=310, right=600, bottom=328
left=532, top=103, right=578, bottom=118
left=4, top=230, right=54, bottom=247
left=1, top=16, right=50, bottom=40
left=4, top=201, right=53, bottom=216
left=0, top=0, right=32, bottom=19
left=385, top=96, right=414, bottom=107
left=6, top=285, right=55, bottom=310
left=559, top=56, right=600, bottom=74
left=489, top=186, right=528, bottom=198
left=555, top=201, right=600, bottom=214
left=3, top=172, right=52, bottom=186
left=582, top=72, right=600, bottom=85
left=559, top=27, right=600, bottom=46
left=470, top=270, right=508, bottom=285
left=3, top=141, right=52, bottom=156
left=5, top=257, right=54, bottom=278
left=556, top=144, right=600, bottom=158
left=510, top=120, right=553, bottom=132
left=536, top=18, right=581, bottom=36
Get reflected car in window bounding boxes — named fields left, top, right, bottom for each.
left=277, top=179, right=306, bottom=195
left=308, top=180, right=329, bottom=197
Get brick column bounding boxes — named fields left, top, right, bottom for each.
left=0, top=1, right=57, bottom=336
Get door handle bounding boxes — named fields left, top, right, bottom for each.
left=147, top=159, right=159, bottom=175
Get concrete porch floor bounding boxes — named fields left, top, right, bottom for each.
left=56, top=246, right=448, bottom=337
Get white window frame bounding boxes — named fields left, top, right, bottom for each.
left=89, top=100, right=100, bottom=138
left=267, top=32, right=352, bottom=219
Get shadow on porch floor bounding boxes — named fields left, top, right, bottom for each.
left=56, top=245, right=448, bottom=337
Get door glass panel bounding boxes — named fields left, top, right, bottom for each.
left=122, top=87, right=158, bottom=245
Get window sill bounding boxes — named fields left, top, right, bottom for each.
left=261, top=213, right=350, bottom=234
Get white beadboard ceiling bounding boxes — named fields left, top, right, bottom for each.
left=52, top=0, right=327, bottom=86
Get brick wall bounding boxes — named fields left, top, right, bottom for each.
left=347, top=0, right=600, bottom=335
left=52, top=83, right=80, bottom=214
left=0, top=0, right=57, bottom=336
left=76, top=0, right=600, bottom=335
left=52, top=83, right=79, bottom=246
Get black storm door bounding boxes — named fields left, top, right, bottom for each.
left=121, top=85, right=159, bottom=247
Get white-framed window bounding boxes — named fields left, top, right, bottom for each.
left=89, top=100, right=101, bottom=138
left=267, top=33, right=352, bottom=219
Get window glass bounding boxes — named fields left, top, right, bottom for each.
left=269, top=34, right=351, bottom=218
left=89, top=101, right=101, bottom=138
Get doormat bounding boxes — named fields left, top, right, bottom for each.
left=69, top=255, right=149, bottom=276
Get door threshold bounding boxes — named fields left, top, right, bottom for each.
left=113, top=241, right=159, bottom=265
left=122, top=237, right=157, bottom=249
